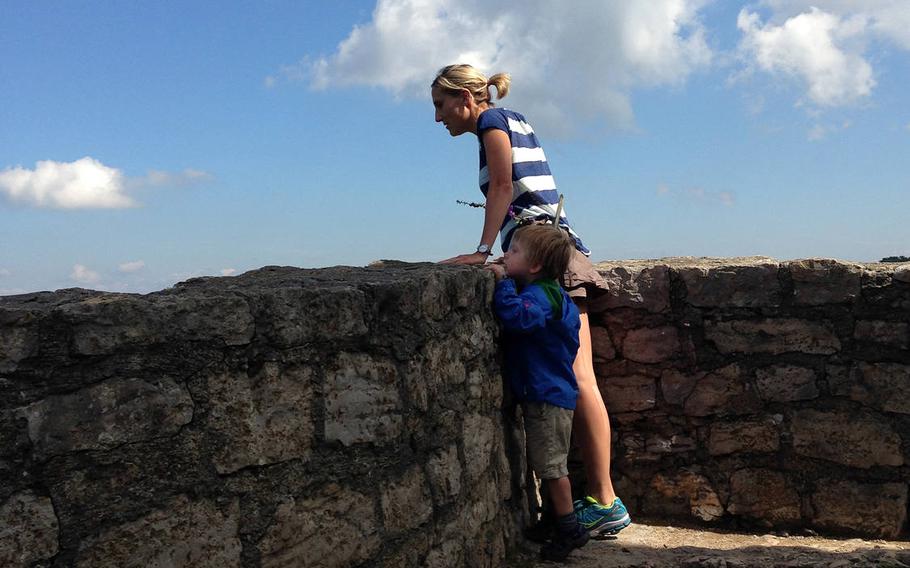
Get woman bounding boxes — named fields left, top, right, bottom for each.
left=432, top=63, right=631, bottom=536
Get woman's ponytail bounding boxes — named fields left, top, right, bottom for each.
left=487, top=73, right=511, bottom=100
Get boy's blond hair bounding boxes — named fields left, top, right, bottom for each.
left=512, top=224, right=575, bottom=280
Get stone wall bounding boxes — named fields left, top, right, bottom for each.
left=0, top=265, right=528, bottom=567
left=590, top=257, right=910, bottom=539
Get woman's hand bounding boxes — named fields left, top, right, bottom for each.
left=439, top=252, right=490, bottom=265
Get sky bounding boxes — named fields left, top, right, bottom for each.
left=2, top=0, right=909, bottom=295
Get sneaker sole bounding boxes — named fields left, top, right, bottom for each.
left=588, top=515, right=631, bottom=537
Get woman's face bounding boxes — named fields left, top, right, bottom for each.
left=432, top=86, right=471, bottom=136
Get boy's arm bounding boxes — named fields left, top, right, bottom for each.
left=493, top=279, right=549, bottom=333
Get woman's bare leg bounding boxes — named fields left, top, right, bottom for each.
left=572, top=301, right=616, bottom=504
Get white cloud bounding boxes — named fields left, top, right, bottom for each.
left=737, top=7, right=874, bottom=107
left=118, top=260, right=146, bottom=273
left=71, top=264, right=100, bottom=285
left=134, top=168, right=214, bottom=188
left=220, top=268, right=237, bottom=276
left=282, top=0, right=713, bottom=134
left=0, top=268, right=11, bottom=277
left=737, top=2, right=910, bottom=108
left=0, top=157, right=136, bottom=209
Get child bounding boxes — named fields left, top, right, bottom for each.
left=486, top=224, right=588, bottom=561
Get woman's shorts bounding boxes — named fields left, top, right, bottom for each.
left=562, top=248, right=608, bottom=301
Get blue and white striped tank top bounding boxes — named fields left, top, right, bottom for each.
left=477, top=108, right=590, bottom=255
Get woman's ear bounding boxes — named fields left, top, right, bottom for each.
left=461, top=88, right=473, bottom=106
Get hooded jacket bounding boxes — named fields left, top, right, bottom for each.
left=492, top=278, right=581, bottom=409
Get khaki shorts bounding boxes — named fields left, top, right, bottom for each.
left=522, top=401, right=574, bottom=480
left=562, top=248, right=609, bottom=301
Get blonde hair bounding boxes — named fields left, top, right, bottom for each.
left=511, top=224, right=575, bottom=280
left=431, top=64, right=511, bottom=106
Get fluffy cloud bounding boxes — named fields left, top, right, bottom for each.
left=0, top=157, right=135, bottom=209
left=0, top=158, right=214, bottom=209
left=0, top=268, right=11, bottom=277
left=71, top=264, right=101, bottom=285
left=220, top=268, right=237, bottom=276
left=281, top=0, right=713, bottom=134
left=118, top=260, right=146, bottom=273
left=737, top=2, right=910, bottom=107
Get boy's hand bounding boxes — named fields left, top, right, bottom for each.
left=485, top=263, right=507, bottom=281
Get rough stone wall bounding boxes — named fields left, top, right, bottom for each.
left=590, top=257, right=910, bottom=539
left=0, top=265, right=528, bottom=567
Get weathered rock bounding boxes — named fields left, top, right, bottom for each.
left=0, top=491, right=58, bottom=567
left=381, top=465, right=433, bottom=532
left=462, top=414, right=497, bottom=483
left=257, top=484, right=381, bottom=568
left=810, top=480, right=907, bottom=538
left=791, top=409, right=903, bottom=468
left=755, top=365, right=819, bottom=402
left=847, top=362, right=910, bottom=414
left=788, top=259, right=862, bottom=305
left=603, top=375, right=657, bottom=413
left=708, top=417, right=780, bottom=456
left=684, top=365, right=756, bottom=416
left=854, top=320, right=910, bottom=349
left=205, top=363, right=314, bottom=474
left=592, top=263, right=671, bottom=313
left=0, top=311, right=38, bottom=373
left=75, top=496, right=241, bottom=568
left=705, top=319, right=840, bottom=355
left=894, top=264, right=910, bottom=283
left=727, top=469, right=800, bottom=523
left=660, top=370, right=703, bottom=406
left=622, top=326, right=680, bottom=363
left=650, top=470, right=724, bottom=521
left=590, top=325, right=616, bottom=361
left=323, top=352, right=402, bottom=447
left=677, top=259, right=781, bottom=308
left=426, top=444, right=463, bottom=504
left=22, top=376, right=193, bottom=461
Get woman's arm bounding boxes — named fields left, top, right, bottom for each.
left=440, top=128, right=513, bottom=265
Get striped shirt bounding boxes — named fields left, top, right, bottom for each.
left=477, top=108, right=590, bottom=255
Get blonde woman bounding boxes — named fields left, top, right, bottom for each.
left=432, top=63, right=631, bottom=538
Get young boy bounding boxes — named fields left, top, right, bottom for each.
left=486, top=224, right=588, bottom=561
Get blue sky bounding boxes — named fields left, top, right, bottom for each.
left=2, top=1, right=909, bottom=295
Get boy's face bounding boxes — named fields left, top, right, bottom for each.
left=503, top=238, right=540, bottom=284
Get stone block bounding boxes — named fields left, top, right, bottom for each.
left=788, top=259, right=862, bottom=305
left=705, top=318, right=840, bottom=355
left=256, top=286, right=368, bottom=348
left=258, top=484, right=380, bottom=568
left=684, top=365, right=755, bottom=416
left=592, top=263, right=670, bottom=313
left=75, top=496, right=241, bottom=567
left=811, top=480, right=907, bottom=538
left=727, top=469, right=800, bottom=523
left=708, top=417, right=780, bottom=456
left=0, top=491, right=58, bottom=567
left=849, top=362, right=910, bottom=414
left=206, top=363, right=314, bottom=474
left=381, top=466, right=433, bottom=532
left=678, top=260, right=781, bottom=308
left=755, top=365, right=819, bottom=402
left=854, top=320, right=910, bottom=349
left=660, top=370, right=703, bottom=406
left=894, top=264, right=910, bottom=283
left=791, top=409, right=903, bottom=468
left=462, top=414, right=496, bottom=482
left=650, top=470, right=724, bottom=521
left=426, top=444, right=462, bottom=504
left=324, top=352, right=402, bottom=447
left=590, top=325, right=616, bottom=362
left=645, top=434, right=696, bottom=455
left=622, top=326, right=680, bottom=363
left=0, top=312, right=38, bottom=373
left=22, top=377, right=193, bottom=460
left=603, top=375, right=657, bottom=412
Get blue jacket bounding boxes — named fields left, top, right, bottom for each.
left=493, top=278, right=581, bottom=409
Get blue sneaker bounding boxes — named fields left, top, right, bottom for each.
left=575, top=496, right=631, bottom=536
